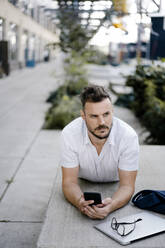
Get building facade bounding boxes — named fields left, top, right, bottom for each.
left=0, top=0, right=59, bottom=74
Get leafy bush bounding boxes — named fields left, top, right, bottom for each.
left=46, top=84, right=67, bottom=105
left=126, top=64, right=165, bottom=144
left=44, top=76, right=87, bottom=129
left=114, top=93, right=135, bottom=108
left=44, top=9, right=93, bottom=130
left=66, top=77, right=88, bottom=95
left=143, top=96, right=165, bottom=144
left=0, top=66, right=4, bottom=78
left=44, top=51, right=89, bottom=129
left=44, top=95, right=81, bottom=129
left=64, top=51, right=87, bottom=74
left=46, top=75, right=88, bottom=106
left=85, top=48, right=108, bottom=65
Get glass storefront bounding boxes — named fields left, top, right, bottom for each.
left=25, top=34, right=36, bottom=66
left=28, top=35, right=35, bottom=60
left=8, top=23, right=18, bottom=60
left=22, top=30, right=28, bottom=64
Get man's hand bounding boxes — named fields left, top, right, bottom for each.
left=79, top=197, right=113, bottom=219
left=77, top=195, right=94, bottom=214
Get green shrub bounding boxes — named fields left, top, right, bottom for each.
left=44, top=44, right=90, bottom=130
left=46, top=75, right=88, bottom=107
left=85, top=48, right=108, bottom=65
left=0, top=66, right=4, bottom=78
left=64, top=51, right=87, bottom=73
left=65, top=60, right=86, bottom=77
left=127, top=64, right=165, bottom=100
left=46, top=84, right=67, bottom=105
left=44, top=95, right=81, bottom=129
left=125, top=64, right=165, bottom=144
left=114, top=93, right=135, bottom=108
left=66, top=77, right=88, bottom=96
left=143, top=97, right=165, bottom=144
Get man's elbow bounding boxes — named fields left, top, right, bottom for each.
left=128, top=186, right=135, bottom=204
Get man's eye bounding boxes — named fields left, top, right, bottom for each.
left=103, top=112, right=110, bottom=117
left=91, top=115, right=97, bottom=118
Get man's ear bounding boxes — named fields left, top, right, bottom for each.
left=80, top=109, right=85, bottom=120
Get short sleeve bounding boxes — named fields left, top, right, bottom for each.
left=60, top=131, right=79, bottom=168
left=118, top=133, right=139, bottom=171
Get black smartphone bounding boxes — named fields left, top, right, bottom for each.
left=84, top=192, right=102, bottom=206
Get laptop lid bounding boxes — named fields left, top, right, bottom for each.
left=94, top=212, right=165, bottom=246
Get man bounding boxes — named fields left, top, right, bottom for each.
left=61, top=85, right=139, bottom=219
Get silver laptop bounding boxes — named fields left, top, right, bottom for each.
left=94, top=211, right=165, bottom=246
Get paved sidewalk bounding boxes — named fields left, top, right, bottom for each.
left=0, top=54, right=63, bottom=248
left=0, top=57, right=148, bottom=247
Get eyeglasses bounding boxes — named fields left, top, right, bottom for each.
left=111, top=217, right=142, bottom=237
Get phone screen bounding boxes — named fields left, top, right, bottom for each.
left=84, top=192, right=102, bottom=205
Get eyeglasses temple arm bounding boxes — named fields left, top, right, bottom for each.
left=117, top=218, right=142, bottom=225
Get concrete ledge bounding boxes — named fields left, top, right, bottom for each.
left=37, top=145, right=165, bottom=248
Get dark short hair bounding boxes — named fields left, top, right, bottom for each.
left=80, top=85, right=111, bottom=108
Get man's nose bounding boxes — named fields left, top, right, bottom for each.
left=98, top=116, right=105, bottom=125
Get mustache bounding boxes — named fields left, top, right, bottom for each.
left=95, top=125, right=109, bottom=131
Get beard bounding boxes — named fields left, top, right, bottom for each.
left=87, top=123, right=113, bottom=140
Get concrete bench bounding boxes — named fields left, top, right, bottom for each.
left=37, top=145, right=165, bottom=248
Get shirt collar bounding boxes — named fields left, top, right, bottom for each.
left=84, top=122, right=91, bottom=145
left=107, top=123, right=115, bottom=146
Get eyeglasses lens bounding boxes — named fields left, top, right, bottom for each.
left=111, top=217, right=137, bottom=237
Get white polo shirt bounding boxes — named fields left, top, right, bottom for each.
left=60, top=117, right=139, bottom=182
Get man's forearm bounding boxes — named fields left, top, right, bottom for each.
left=108, top=185, right=134, bottom=213
left=62, top=182, right=83, bottom=208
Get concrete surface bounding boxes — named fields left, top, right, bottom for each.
left=37, top=146, right=165, bottom=248
left=0, top=158, right=21, bottom=197
left=0, top=54, right=63, bottom=248
left=0, top=158, right=59, bottom=222
left=0, top=55, right=162, bottom=248
left=0, top=222, right=42, bottom=248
